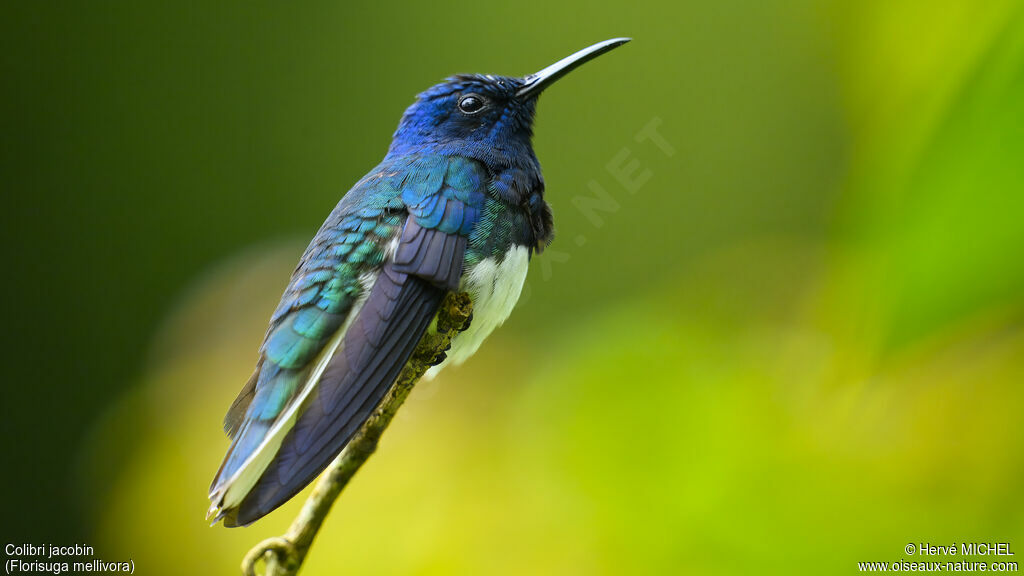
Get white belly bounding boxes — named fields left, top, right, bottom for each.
left=424, top=246, right=530, bottom=379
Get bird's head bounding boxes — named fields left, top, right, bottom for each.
left=387, top=38, right=630, bottom=166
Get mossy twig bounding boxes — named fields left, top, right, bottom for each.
left=242, top=292, right=473, bottom=576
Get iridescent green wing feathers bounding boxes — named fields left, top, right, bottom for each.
left=210, top=154, right=488, bottom=526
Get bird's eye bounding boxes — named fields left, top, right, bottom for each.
left=457, top=94, right=486, bottom=115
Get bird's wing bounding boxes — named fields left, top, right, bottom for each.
left=209, top=155, right=486, bottom=526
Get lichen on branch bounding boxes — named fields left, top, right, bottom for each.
left=242, top=291, right=474, bottom=576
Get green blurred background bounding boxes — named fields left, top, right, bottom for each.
left=3, top=0, right=1023, bottom=573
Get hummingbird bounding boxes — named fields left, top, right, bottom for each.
left=209, top=38, right=630, bottom=526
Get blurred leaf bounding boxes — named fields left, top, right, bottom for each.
left=878, top=9, right=1024, bottom=348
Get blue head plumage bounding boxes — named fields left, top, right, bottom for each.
left=387, top=75, right=538, bottom=166
left=387, top=38, right=631, bottom=167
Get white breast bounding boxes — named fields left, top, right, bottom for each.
left=424, top=246, right=530, bottom=379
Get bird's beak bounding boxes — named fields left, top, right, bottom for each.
left=517, top=37, right=631, bottom=99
